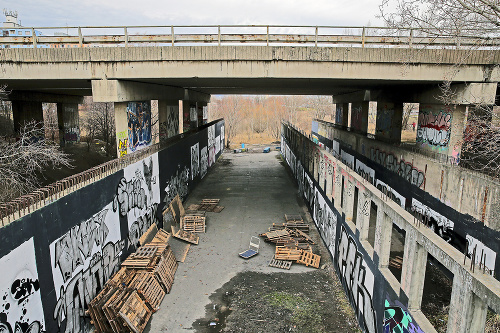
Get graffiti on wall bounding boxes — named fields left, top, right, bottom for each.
left=340, top=150, right=354, bottom=170
left=314, top=187, right=338, bottom=255
left=370, top=148, right=425, bottom=188
left=159, top=106, right=179, bottom=141
left=220, top=125, right=225, bottom=149
left=351, top=104, right=366, bottom=132
left=163, top=165, right=190, bottom=206
left=127, top=102, right=152, bottom=152
left=207, top=125, right=215, bottom=148
left=417, top=106, right=452, bottom=147
left=208, top=146, right=216, bottom=168
left=50, top=206, right=124, bottom=333
left=466, top=235, right=497, bottom=276
left=355, top=160, right=375, bottom=184
left=0, top=238, right=45, bottom=333
left=63, top=128, right=79, bottom=143
left=337, top=225, right=377, bottom=333
left=117, top=131, right=128, bottom=157
left=116, top=155, right=160, bottom=250
left=200, top=146, right=208, bottom=179
left=375, top=179, right=406, bottom=209
left=375, top=104, right=394, bottom=138
left=215, top=135, right=221, bottom=155
left=411, top=198, right=454, bottom=242
left=384, top=295, right=424, bottom=333
left=191, top=143, right=200, bottom=180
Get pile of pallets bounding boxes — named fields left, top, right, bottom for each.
left=260, top=214, right=321, bottom=270
left=88, top=228, right=178, bottom=333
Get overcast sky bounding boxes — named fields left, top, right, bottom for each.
left=3, top=0, right=384, bottom=28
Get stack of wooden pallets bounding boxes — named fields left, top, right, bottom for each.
left=260, top=214, right=321, bottom=270
left=181, top=215, right=206, bottom=233
left=88, top=227, right=178, bottom=333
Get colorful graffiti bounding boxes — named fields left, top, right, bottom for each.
left=127, top=102, right=152, bottom=152
left=117, top=131, right=128, bottom=157
left=384, top=296, right=424, bottom=333
left=417, top=106, right=452, bottom=147
left=370, top=148, right=425, bottom=188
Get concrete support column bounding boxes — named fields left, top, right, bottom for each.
left=56, top=102, right=80, bottom=147
left=374, top=207, right=392, bottom=268
left=158, top=100, right=180, bottom=141
left=114, top=102, right=128, bottom=157
left=416, top=104, right=467, bottom=159
left=350, top=101, right=369, bottom=134
left=11, top=100, right=44, bottom=133
left=356, top=188, right=371, bottom=241
left=182, top=100, right=198, bottom=132
left=196, top=101, right=207, bottom=126
left=375, top=102, right=403, bottom=143
left=335, top=103, right=349, bottom=129
left=344, top=178, right=355, bottom=223
left=447, top=274, right=487, bottom=333
left=401, top=231, right=427, bottom=311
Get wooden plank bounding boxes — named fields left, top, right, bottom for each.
left=139, top=223, right=158, bottom=246
left=129, top=271, right=165, bottom=311
left=118, top=291, right=152, bottom=333
left=268, top=258, right=293, bottom=270
left=297, top=251, right=321, bottom=268
left=171, top=225, right=199, bottom=245
left=296, top=228, right=315, bottom=244
left=181, top=215, right=206, bottom=233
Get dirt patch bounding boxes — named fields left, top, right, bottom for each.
left=192, top=270, right=361, bottom=333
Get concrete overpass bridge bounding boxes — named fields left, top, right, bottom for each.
left=0, top=25, right=500, bottom=333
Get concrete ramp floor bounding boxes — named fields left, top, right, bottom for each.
left=146, top=151, right=360, bottom=332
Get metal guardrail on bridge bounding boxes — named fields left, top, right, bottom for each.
left=1, top=25, right=499, bottom=48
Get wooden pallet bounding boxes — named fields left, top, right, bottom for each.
left=129, top=271, right=165, bottom=311
left=295, top=228, right=315, bottom=244
left=154, top=248, right=178, bottom=293
left=150, top=228, right=170, bottom=244
left=212, top=206, right=224, bottom=213
left=297, top=251, right=321, bottom=268
left=181, top=215, right=206, bottom=233
left=186, top=203, right=201, bottom=211
left=171, top=225, right=199, bottom=245
left=104, top=287, right=133, bottom=333
left=184, top=210, right=206, bottom=217
left=139, top=223, right=158, bottom=246
left=284, top=214, right=303, bottom=222
left=268, top=258, right=293, bottom=270
left=88, top=284, right=116, bottom=333
left=389, top=256, right=403, bottom=269
left=274, top=247, right=302, bottom=261
left=119, top=291, right=153, bottom=333
left=133, top=245, right=159, bottom=259
left=198, top=198, right=220, bottom=211
left=270, top=222, right=309, bottom=233
left=262, top=229, right=289, bottom=243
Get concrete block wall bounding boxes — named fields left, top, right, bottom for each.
left=281, top=122, right=500, bottom=333
left=0, top=120, right=224, bottom=333
left=312, top=120, right=500, bottom=279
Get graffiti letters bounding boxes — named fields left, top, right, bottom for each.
left=370, top=148, right=425, bottom=188
left=127, top=203, right=159, bottom=249
left=191, top=143, right=200, bottom=180
left=163, top=165, right=189, bottom=206
left=200, top=147, right=208, bottom=179
left=412, top=198, right=454, bottom=240
left=466, top=235, right=496, bottom=276
left=337, top=225, right=377, bottom=333
left=127, top=102, right=152, bottom=152
left=208, top=146, right=216, bottom=168
left=314, top=188, right=337, bottom=255
left=375, top=180, right=406, bottom=208
left=417, top=107, right=452, bottom=147
left=341, top=150, right=354, bottom=169
left=355, top=160, right=375, bottom=184
left=113, top=177, right=147, bottom=217
left=384, top=295, right=424, bottom=333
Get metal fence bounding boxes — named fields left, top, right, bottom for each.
left=1, top=25, right=499, bottom=48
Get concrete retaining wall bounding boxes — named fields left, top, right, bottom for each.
left=0, top=120, right=224, bottom=333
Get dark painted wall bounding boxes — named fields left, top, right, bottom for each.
left=0, top=120, right=224, bottom=333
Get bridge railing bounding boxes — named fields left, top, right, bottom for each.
left=1, top=25, right=499, bottom=48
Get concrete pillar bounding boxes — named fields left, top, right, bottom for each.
left=158, top=100, right=180, bottom=141
left=114, top=102, right=128, bottom=157
left=447, top=274, right=487, bottom=333
left=56, top=102, right=80, bottom=147
left=416, top=104, right=467, bottom=160
left=374, top=207, right=392, bottom=268
left=11, top=100, right=44, bottom=133
left=335, top=103, right=349, bottom=129
left=350, top=101, right=369, bottom=134
left=344, top=178, right=355, bottom=223
left=357, top=188, right=371, bottom=242
left=182, top=100, right=198, bottom=132
left=401, top=232, right=427, bottom=311
left=375, top=102, right=403, bottom=143
left=196, top=101, right=207, bottom=126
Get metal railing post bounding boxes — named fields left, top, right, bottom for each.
left=78, top=27, right=83, bottom=47
left=266, top=26, right=269, bottom=46
left=31, top=28, right=37, bottom=48
left=362, top=27, right=366, bottom=48
left=218, top=25, right=221, bottom=46
left=171, top=25, right=174, bottom=46
left=124, top=27, right=128, bottom=46
left=315, top=26, right=318, bottom=46
left=409, top=28, right=413, bottom=48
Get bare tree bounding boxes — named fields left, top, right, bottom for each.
left=81, top=97, right=116, bottom=157
left=209, top=96, right=244, bottom=148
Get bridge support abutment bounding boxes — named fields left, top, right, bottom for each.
left=114, top=101, right=152, bottom=157
left=158, top=100, right=180, bottom=141
left=350, top=101, right=369, bottom=135
left=11, top=100, right=44, bottom=134
left=56, top=102, right=80, bottom=147
left=335, top=103, right=349, bottom=129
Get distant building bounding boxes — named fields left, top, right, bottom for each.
left=1, top=10, right=44, bottom=48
